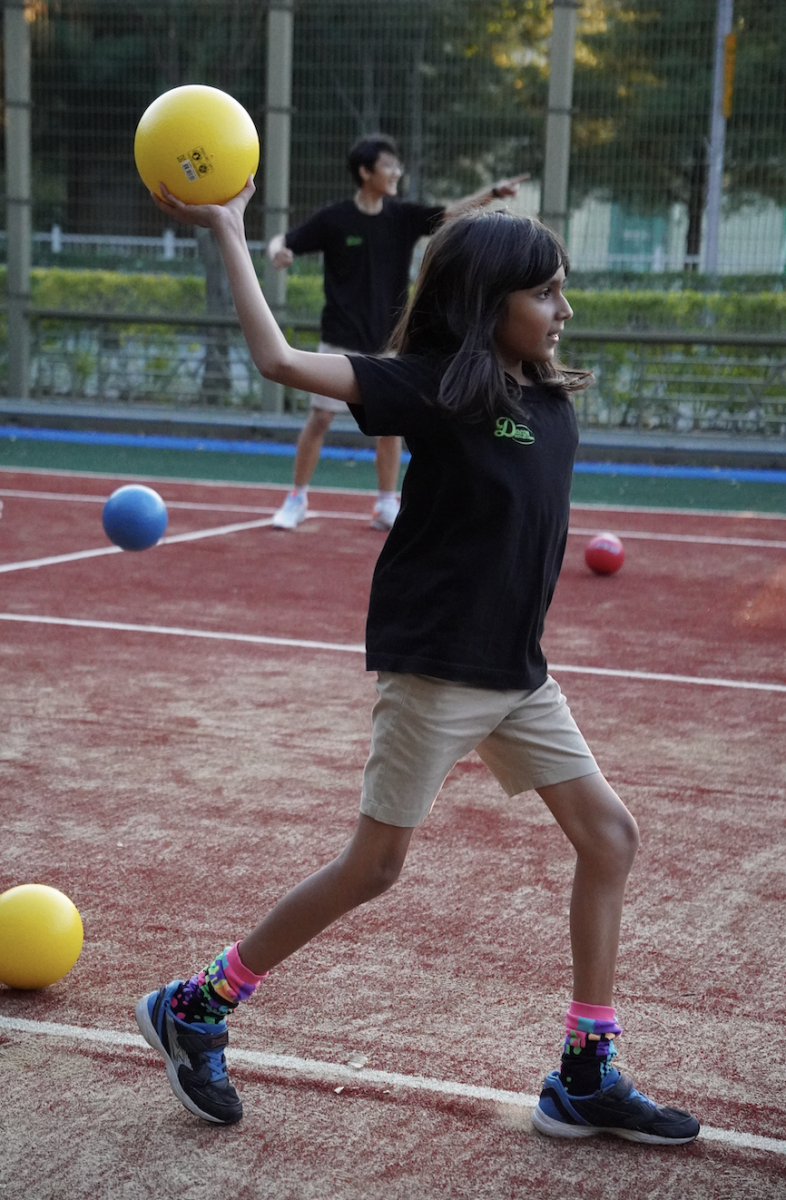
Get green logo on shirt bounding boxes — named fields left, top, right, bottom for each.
left=494, top=416, right=535, bottom=445
left=346, top=235, right=364, bottom=247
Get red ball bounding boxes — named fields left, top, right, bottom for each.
left=585, top=533, right=625, bottom=575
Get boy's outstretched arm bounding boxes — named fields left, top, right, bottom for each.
left=152, top=180, right=360, bottom=405
left=443, top=172, right=530, bottom=218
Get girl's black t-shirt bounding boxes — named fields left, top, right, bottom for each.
left=348, top=353, right=579, bottom=691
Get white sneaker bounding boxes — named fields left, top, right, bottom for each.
left=272, top=492, right=308, bottom=530
left=370, top=497, right=400, bottom=531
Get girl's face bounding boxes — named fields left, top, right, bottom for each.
left=493, top=267, right=573, bottom=384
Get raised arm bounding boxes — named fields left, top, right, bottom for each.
left=152, top=181, right=359, bottom=404
left=442, top=172, right=530, bottom=219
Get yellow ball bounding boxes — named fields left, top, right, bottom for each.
left=134, top=84, right=259, bottom=205
left=0, top=884, right=84, bottom=990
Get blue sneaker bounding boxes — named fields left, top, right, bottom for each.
left=532, top=1069, right=700, bottom=1145
left=135, top=981, right=243, bottom=1125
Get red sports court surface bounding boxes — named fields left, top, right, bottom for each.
left=1, top=466, right=785, bottom=1199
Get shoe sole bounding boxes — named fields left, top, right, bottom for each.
left=531, top=1104, right=699, bottom=1145
left=369, top=518, right=393, bottom=531
left=135, top=992, right=227, bottom=1125
left=271, top=518, right=307, bottom=530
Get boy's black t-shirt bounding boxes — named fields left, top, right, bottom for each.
left=285, top=198, right=444, bottom=353
left=348, top=354, right=579, bottom=691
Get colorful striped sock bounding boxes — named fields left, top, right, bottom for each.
left=169, top=942, right=267, bottom=1026
left=559, top=1001, right=623, bottom=1096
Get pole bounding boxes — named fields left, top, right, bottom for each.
left=540, top=0, right=578, bottom=240
left=4, top=0, right=32, bottom=399
left=705, top=0, right=734, bottom=276
left=261, top=0, right=293, bottom=412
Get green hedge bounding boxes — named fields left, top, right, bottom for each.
left=0, top=266, right=205, bottom=315
left=0, top=265, right=323, bottom=319
left=564, top=288, right=786, bottom=333
left=1, top=265, right=785, bottom=332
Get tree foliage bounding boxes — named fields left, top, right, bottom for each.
left=571, top=0, right=786, bottom=253
left=289, top=0, right=551, bottom=217
left=2, top=0, right=784, bottom=249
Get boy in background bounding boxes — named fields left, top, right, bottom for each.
left=268, top=133, right=527, bottom=530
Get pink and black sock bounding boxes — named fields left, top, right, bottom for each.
left=169, top=942, right=267, bottom=1026
left=559, top=1001, right=622, bottom=1096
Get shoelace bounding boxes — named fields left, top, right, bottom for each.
left=628, top=1085, right=658, bottom=1110
left=201, top=1044, right=229, bottom=1083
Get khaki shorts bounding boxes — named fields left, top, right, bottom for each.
left=360, top=673, right=599, bottom=828
left=309, top=342, right=357, bottom=414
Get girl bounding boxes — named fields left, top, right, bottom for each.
left=135, top=178, right=699, bottom=1146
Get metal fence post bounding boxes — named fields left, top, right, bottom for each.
left=540, top=0, right=578, bottom=241
left=705, top=0, right=735, bottom=277
left=261, top=0, right=293, bottom=413
left=4, top=0, right=32, bottom=399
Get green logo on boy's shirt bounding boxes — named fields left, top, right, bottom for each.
left=346, top=235, right=364, bottom=247
left=494, top=416, right=535, bottom=445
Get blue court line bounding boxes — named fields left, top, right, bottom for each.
left=1, top=425, right=785, bottom=483
left=572, top=460, right=786, bottom=484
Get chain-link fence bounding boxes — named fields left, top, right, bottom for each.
left=570, top=0, right=786, bottom=276
left=1, top=0, right=786, bottom=428
left=2, top=0, right=783, bottom=267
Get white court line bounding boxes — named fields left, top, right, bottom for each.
left=0, top=612, right=365, bottom=655
left=569, top=526, right=786, bottom=550
left=0, top=517, right=280, bottom=573
left=162, top=517, right=276, bottom=544
left=0, top=1015, right=782, bottom=1156
left=0, top=487, right=276, bottom=515
left=3, top=485, right=786, bottom=548
left=4, top=463, right=786, bottom=516
left=0, top=489, right=370, bottom=524
left=0, top=612, right=784, bottom=693
left=0, top=511, right=382, bottom=574
left=571, top=501, right=786, bottom=522
left=0, top=485, right=371, bottom=521
left=550, top=663, right=786, bottom=693
left=2, top=465, right=786, bottom=520
left=0, top=544, right=124, bottom=571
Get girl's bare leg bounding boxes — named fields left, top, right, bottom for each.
left=238, top=814, right=415, bottom=976
left=537, top=772, right=639, bottom=1005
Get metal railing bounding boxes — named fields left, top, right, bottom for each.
left=0, top=228, right=266, bottom=264
left=1, top=307, right=785, bottom=438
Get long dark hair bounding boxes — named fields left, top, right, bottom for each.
left=389, top=209, right=591, bottom=421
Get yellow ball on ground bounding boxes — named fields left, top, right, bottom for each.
left=0, top=883, right=84, bottom=989
left=134, top=84, right=259, bottom=205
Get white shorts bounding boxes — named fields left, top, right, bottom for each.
left=309, top=342, right=357, bottom=414
left=360, top=673, right=599, bottom=828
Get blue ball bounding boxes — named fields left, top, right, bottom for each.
left=102, top=485, right=168, bottom=551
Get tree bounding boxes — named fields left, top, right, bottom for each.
left=570, top=0, right=786, bottom=266
left=723, top=0, right=786, bottom=206
left=289, top=0, right=551, bottom=216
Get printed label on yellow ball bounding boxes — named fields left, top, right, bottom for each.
left=177, top=148, right=214, bottom=184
